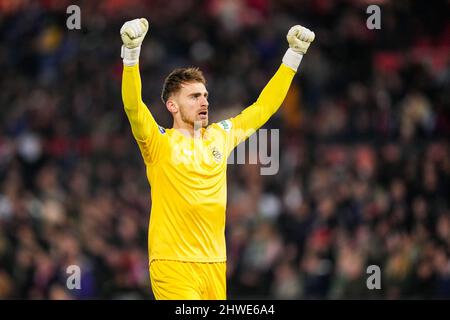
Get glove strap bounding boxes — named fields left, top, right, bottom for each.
left=121, top=45, right=141, bottom=66
left=282, top=48, right=303, bottom=72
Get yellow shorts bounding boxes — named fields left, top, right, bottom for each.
left=149, top=260, right=227, bottom=300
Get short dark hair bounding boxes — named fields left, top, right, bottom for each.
left=161, top=67, right=206, bottom=104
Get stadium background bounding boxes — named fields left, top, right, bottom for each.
left=0, top=0, right=449, bottom=299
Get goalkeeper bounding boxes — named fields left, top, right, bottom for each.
left=120, top=18, right=315, bottom=300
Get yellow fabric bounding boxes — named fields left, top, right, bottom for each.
left=150, top=260, right=226, bottom=300
left=122, top=63, right=295, bottom=263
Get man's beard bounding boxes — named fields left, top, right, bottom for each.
left=180, top=109, right=208, bottom=128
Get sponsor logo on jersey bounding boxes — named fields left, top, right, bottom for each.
left=218, top=120, right=232, bottom=132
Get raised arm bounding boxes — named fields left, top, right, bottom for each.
left=227, top=25, right=315, bottom=148
left=122, top=64, right=155, bottom=141
left=121, top=18, right=163, bottom=163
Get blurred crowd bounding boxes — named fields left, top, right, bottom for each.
left=0, top=0, right=449, bottom=299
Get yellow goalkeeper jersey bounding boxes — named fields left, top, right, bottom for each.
left=122, top=63, right=295, bottom=263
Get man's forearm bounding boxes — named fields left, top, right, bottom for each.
left=122, top=64, right=143, bottom=111
left=122, top=64, right=154, bottom=141
left=230, top=64, right=295, bottom=136
left=254, top=63, right=296, bottom=114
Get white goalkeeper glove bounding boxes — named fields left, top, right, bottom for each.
left=282, top=25, right=315, bottom=72
left=120, top=18, right=149, bottom=66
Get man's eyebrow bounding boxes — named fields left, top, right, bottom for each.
left=188, top=91, right=208, bottom=97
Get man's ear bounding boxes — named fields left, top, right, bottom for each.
left=166, top=99, right=178, bottom=113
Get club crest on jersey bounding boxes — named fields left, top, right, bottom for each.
left=218, top=120, right=232, bottom=132
left=210, top=146, right=223, bottom=162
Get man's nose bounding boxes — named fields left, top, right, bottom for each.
left=201, top=96, right=209, bottom=108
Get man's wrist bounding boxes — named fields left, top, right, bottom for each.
left=121, top=45, right=141, bottom=66
left=282, top=48, right=303, bottom=72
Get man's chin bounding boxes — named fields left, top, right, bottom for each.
left=193, top=119, right=208, bottom=128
